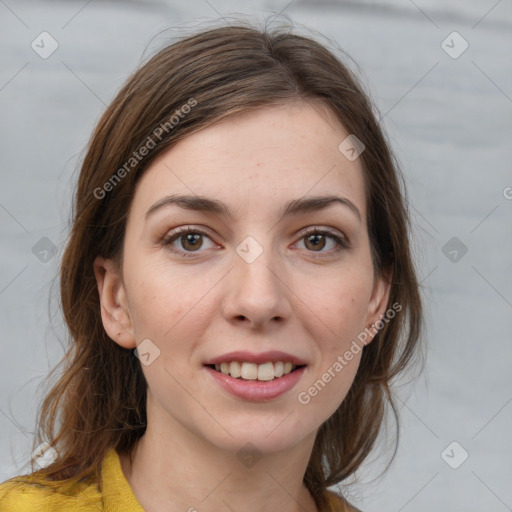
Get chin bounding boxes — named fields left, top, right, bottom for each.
left=199, top=414, right=313, bottom=456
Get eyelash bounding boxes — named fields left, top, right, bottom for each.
left=160, top=226, right=350, bottom=258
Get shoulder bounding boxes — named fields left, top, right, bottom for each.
left=325, top=490, right=363, bottom=512
left=0, top=474, right=102, bottom=512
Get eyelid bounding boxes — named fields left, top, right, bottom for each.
left=299, top=226, right=349, bottom=243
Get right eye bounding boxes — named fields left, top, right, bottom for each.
left=161, top=227, right=219, bottom=257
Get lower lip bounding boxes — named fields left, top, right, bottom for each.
left=204, top=365, right=306, bottom=401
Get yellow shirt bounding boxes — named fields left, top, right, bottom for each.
left=0, top=447, right=357, bottom=511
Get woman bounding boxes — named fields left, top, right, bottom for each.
left=0, top=21, right=423, bottom=512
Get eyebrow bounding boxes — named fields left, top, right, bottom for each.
left=145, top=193, right=362, bottom=223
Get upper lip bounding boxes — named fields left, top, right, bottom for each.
left=204, top=351, right=307, bottom=366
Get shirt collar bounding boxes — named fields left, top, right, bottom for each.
left=101, top=447, right=145, bottom=512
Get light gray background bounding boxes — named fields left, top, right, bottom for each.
left=1, top=0, right=511, bottom=510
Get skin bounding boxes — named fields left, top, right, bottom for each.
left=94, top=101, right=390, bottom=512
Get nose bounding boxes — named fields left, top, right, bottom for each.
left=221, top=241, right=292, bottom=330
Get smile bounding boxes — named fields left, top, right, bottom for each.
left=208, top=361, right=305, bottom=381
left=204, top=364, right=307, bottom=401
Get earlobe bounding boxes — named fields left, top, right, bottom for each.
left=93, top=256, right=137, bottom=349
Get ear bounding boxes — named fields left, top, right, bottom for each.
left=364, top=267, right=392, bottom=344
left=93, top=256, right=136, bottom=349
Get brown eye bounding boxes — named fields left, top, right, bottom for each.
left=180, top=233, right=203, bottom=251
left=297, top=228, right=349, bottom=255
left=304, top=233, right=327, bottom=251
left=161, top=227, right=217, bottom=257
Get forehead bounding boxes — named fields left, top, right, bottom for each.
left=131, top=102, right=367, bottom=221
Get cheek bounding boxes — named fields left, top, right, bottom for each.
left=123, top=258, right=223, bottom=363
left=294, top=264, right=372, bottom=407
left=123, top=260, right=194, bottom=339
left=303, top=266, right=373, bottom=341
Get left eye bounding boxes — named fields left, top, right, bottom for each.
left=296, top=229, right=347, bottom=253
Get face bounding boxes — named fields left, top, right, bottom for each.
left=95, top=102, right=390, bottom=455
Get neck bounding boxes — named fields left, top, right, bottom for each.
left=119, top=416, right=319, bottom=512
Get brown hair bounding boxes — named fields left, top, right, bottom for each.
left=17, top=20, right=422, bottom=511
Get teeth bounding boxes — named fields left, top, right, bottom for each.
left=229, top=361, right=241, bottom=378
left=241, top=362, right=258, bottom=380
left=257, top=362, right=274, bottom=381
left=274, top=361, right=284, bottom=378
left=212, top=361, right=300, bottom=381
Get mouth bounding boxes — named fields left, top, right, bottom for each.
left=205, top=361, right=307, bottom=382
